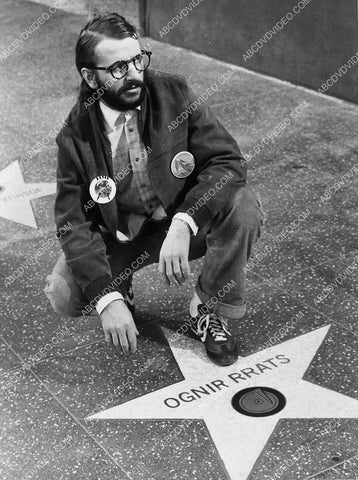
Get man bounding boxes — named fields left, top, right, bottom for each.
left=44, top=13, right=264, bottom=367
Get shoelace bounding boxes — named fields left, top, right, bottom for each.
left=193, top=313, right=230, bottom=343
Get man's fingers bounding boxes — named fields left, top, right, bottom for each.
left=158, top=256, right=165, bottom=275
left=180, top=257, right=191, bottom=280
left=110, top=330, right=120, bottom=348
left=104, top=330, right=112, bottom=345
left=165, top=257, right=180, bottom=287
left=164, top=258, right=172, bottom=284
left=158, top=256, right=170, bottom=285
left=172, top=258, right=185, bottom=285
left=127, top=328, right=138, bottom=353
left=119, top=329, right=129, bottom=354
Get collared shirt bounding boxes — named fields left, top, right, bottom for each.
left=100, top=100, right=166, bottom=227
left=99, top=101, right=140, bottom=150
left=113, top=110, right=162, bottom=216
left=96, top=100, right=198, bottom=315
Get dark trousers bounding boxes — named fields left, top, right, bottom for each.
left=44, top=186, right=264, bottom=320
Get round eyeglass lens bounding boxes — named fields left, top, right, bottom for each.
left=134, top=52, right=150, bottom=71
left=112, top=64, right=128, bottom=79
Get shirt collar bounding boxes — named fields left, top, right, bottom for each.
left=99, top=100, right=141, bottom=132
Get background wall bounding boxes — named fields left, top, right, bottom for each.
left=142, top=0, right=358, bottom=104
left=33, top=0, right=142, bottom=33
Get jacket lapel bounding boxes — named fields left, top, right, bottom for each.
left=87, top=103, right=119, bottom=235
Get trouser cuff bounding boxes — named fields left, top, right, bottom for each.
left=195, top=282, right=246, bottom=320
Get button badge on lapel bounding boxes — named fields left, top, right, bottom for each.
left=89, top=175, right=116, bottom=204
left=170, top=151, right=195, bottom=178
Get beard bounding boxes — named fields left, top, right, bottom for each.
left=98, top=78, right=146, bottom=111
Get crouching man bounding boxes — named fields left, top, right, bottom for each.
left=45, top=13, right=264, bottom=366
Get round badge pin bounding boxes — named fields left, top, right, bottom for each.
left=232, top=387, right=286, bottom=417
left=89, top=175, right=116, bottom=204
left=170, top=151, right=195, bottom=179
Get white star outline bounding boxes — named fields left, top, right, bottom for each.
left=0, top=161, right=56, bottom=228
left=89, top=325, right=358, bottom=480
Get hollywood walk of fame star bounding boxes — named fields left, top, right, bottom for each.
left=90, top=325, right=358, bottom=480
left=0, top=160, right=56, bottom=228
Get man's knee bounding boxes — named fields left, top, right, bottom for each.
left=44, top=274, right=83, bottom=318
left=227, top=187, right=264, bottom=233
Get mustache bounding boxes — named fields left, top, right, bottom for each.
left=119, top=79, right=145, bottom=93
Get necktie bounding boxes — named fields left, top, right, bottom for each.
left=112, top=123, right=132, bottom=193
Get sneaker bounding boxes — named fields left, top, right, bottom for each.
left=187, top=304, right=238, bottom=366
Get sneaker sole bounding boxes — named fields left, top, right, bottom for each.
left=205, top=344, right=239, bottom=367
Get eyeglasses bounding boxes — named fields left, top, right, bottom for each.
left=91, top=49, right=152, bottom=80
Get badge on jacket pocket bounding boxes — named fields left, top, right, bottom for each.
left=89, top=175, right=116, bottom=204
left=170, top=151, right=195, bottom=178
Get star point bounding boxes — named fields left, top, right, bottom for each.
left=89, top=325, right=357, bottom=480
left=0, top=161, right=56, bottom=228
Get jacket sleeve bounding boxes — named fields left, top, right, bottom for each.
left=55, top=134, right=115, bottom=306
left=175, top=76, right=247, bottom=229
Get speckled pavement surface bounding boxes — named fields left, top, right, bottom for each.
left=0, top=1, right=358, bottom=479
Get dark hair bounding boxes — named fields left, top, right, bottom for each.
left=75, top=13, right=138, bottom=102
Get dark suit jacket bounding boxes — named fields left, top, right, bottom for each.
left=55, top=69, right=247, bottom=302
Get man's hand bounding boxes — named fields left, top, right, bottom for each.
left=158, top=219, right=191, bottom=286
left=100, top=299, right=139, bottom=354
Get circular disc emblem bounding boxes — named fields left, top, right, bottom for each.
left=232, top=387, right=286, bottom=417
left=89, top=176, right=116, bottom=204
left=170, top=151, right=195, bottom=178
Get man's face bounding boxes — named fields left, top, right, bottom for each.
left=93, top=37, right=146, bottom=110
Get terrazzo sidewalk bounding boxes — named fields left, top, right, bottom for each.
left=0, top=1, right=357, bottom=479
